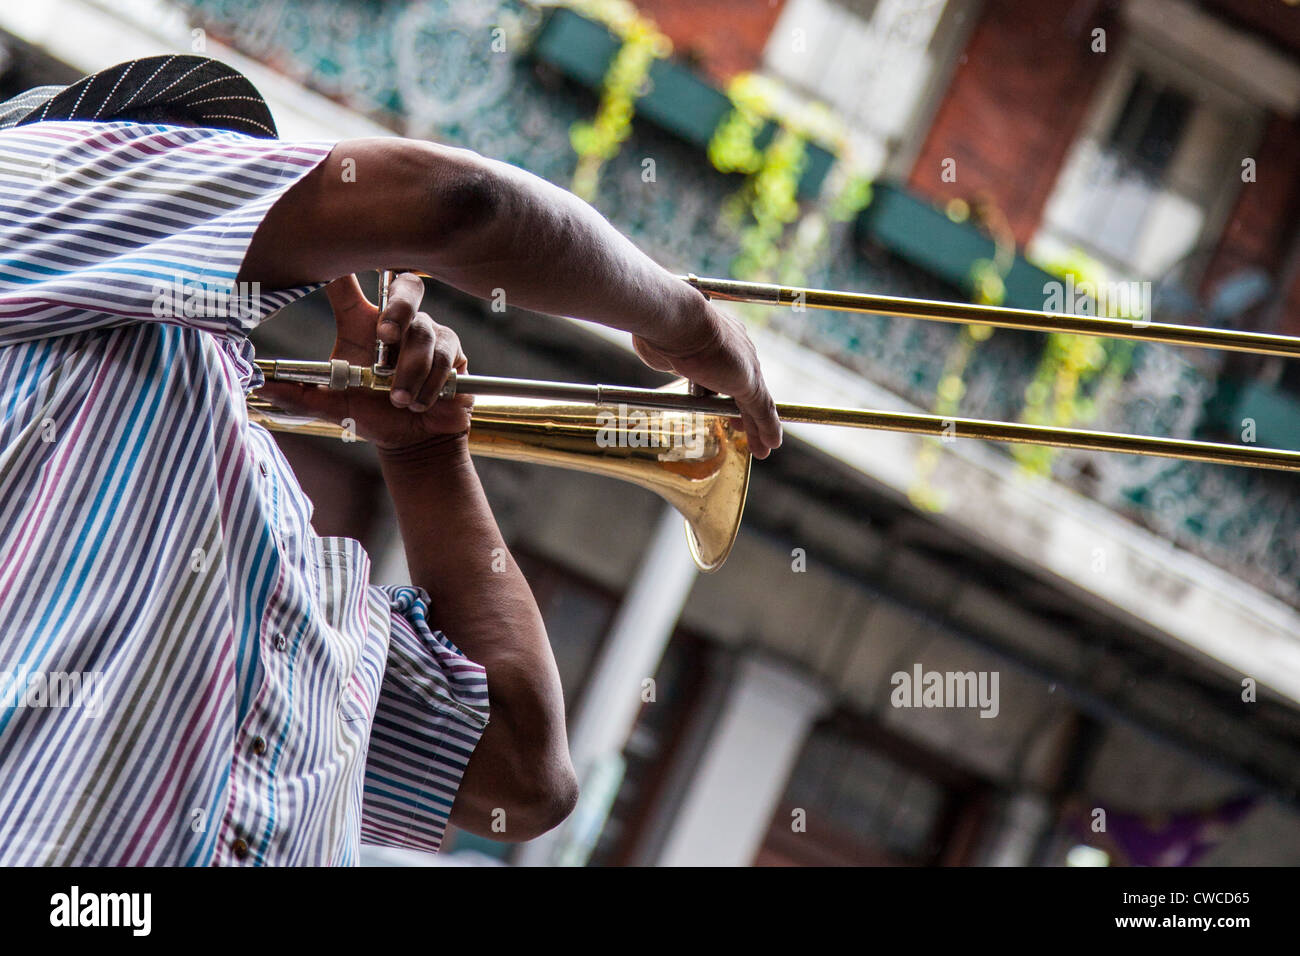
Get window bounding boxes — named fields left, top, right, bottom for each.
left=762, top=0, right=965, bottom=172
left=1108, top=72, right=1193, bottom=178
left=1033, top=48, right=1262, bottom=281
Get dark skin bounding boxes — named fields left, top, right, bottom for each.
left=259, top=275, right=571, bottom=841
left=237, top=138, right=782, bottom=455
left=240, top=137, right=784, bottom=840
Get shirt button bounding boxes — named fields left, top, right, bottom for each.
left=251, top=735, right=268, bottom=756
left=275, top=634, right=288, bottom=652
left=232, top=838, right=250, bottom=860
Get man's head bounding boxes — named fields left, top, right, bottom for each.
left=0, top=55, right=277, bottom=139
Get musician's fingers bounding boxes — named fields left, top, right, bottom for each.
left=410, top=325, right=463, bottom=412
left=632, top=335, right=675, bottom=373
left=377, top=272, right=426, bottom=347
left=389, top=312, right=438, bottom=407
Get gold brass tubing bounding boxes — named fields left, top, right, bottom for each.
left=355, top=270, right=1300, bottom=357
left=770, top=403, right=1300, bottom=473
left=679, top=274, right=1300, bottom=359
left=430, top=371, right=1300, bottom=473
left=254, top=362, right=1300, bottom=473
left=248, top=386, right=750, bottom=571
left=254, top=358, right=392, bottom=391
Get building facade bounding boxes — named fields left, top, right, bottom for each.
left=3, top=0, right=1299, bottom=866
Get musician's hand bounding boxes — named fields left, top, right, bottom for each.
left=632, top=297, right=782, bottom=458
left=253, top=272, right=472, bottom=450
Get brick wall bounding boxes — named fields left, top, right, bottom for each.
left=1282, top=269, right=1300, bottom=338
left=905, top=0, right=1118, bottom=246
left=906, top=0, right=1299, bottom=333
left=632, top=0, right=789, bottom=84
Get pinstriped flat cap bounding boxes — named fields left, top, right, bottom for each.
left=0, top=54, right=277, bottom=138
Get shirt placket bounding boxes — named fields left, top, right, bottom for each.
left=223, top=444, right=302, bottom=865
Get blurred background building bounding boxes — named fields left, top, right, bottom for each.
left=4, top=0, right=1299, bottom=866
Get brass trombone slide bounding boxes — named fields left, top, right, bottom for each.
left=680, top=275, right=1300, bottom=358
left=369, top=271, right=1300, bottom=358
left=252, top=360, right=1300, bottom=474
left=247, top=272, right=1300, bottom=571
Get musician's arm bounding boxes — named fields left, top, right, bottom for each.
left=239, top=138, right=693, bottom=339
left=376, top=432, right=577, bottom=842
left=237, top=137, right=781, bottom=458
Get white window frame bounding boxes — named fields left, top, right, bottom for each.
left=761, top=0, right=975, bottom=177
left=1030, top=0, right=1300, bottom=283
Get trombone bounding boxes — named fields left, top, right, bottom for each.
left=248, top=272, right=1300, bottom=571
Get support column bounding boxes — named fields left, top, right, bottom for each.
left=655, top=650, right=829, bottom=867
left=516, top=506, right=699, bottom=866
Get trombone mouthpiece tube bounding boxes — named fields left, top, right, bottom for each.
left=255, top=359, right=392, bottom=391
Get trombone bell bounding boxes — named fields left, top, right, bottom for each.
left=247, top=388, right=751, bottom=573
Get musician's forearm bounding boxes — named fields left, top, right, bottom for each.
left=376, top=434, right=577, bottom=839
left=424, top=153, right=712, bottom=345
left=240, top=137, right=711, bottom=345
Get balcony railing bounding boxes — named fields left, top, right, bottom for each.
left=531, top=6, right=836, bottom=198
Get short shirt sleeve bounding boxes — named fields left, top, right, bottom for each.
left=361, top=585, right=491, bottom=854
left=0, top=119, right=335, bottom=348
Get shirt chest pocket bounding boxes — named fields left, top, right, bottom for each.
left=312, top=535, right=377, bottom=722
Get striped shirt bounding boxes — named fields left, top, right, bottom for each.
left=0, top=120, right=490, bottom=865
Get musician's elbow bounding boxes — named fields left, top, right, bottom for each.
left=415, top=143, right=502, bottom=252
left=479, top=737, right=577, bottom=841
left=510, top=763, right=580, bottom=841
